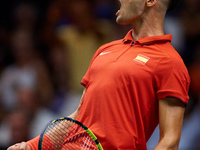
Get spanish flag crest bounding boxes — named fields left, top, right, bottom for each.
left=134, top=54, right=150, bottom=65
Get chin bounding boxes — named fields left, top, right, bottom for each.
left=116, top=17, right=130, bottom=25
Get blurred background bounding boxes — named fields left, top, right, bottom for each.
left=0, top=0, right=199, bottom=149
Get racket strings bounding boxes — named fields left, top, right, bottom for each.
left=42, top=120, right=98, bottom=150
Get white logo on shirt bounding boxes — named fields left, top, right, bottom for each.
left=99, top=51, right=112, bottom=56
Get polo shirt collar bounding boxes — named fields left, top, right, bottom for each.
left=123, top=29, right=172, bottom=45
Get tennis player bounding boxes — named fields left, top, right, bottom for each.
left=7, top=0, right=190, bottom=149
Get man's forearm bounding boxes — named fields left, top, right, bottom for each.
left=154, top=136, right=180, bottom=150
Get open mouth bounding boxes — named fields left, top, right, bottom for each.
left=116, top=0, right=121, bottom=16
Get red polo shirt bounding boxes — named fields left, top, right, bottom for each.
left=77, top=30, right=190, bottom=150
left=27, top=30, right=190, bottom=150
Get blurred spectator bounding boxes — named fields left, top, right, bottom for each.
left=39, top=0, right=70, bottom=47
left=37, top=0, right=118, bottom=115
left=42, top=39, right=82, bottom=116
left=179, top=0, right=200, bottom=41
left=11, top=2, right=39, bottom=32
left=6, top=109, right=30, bottom=145
left=55, top=0, right=115, bottom=94
left=47, top=40, right=70, bottom=113
left=164, top=15, right=185, bottom=55
left=0, top=101, right=10, bottom=149
left=0, top=28, right=53, bottom=111
left=178, top=0, right=200, bottom=65
left=15, top=83, right=58, bottom=139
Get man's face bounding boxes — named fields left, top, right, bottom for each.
left=116, top=0, right=146, bottom=25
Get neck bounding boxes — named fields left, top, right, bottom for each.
left=131, top=7, right=166, bottom=41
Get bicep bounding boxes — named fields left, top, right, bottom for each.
left=158, top=98, right=185, bottom=148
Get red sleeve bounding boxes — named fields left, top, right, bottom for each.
left=155, top=55, right=190, bottom=104
left=81, top=44, right=106, bottom=87
left=27, top=136, right=39, bottom=150
left=27, top=135, right=53, bottom=150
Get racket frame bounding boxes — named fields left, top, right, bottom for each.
left=38, top=117, right=103, bottom=150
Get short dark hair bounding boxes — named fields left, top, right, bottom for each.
left=167, top=0, right=182, bottom=11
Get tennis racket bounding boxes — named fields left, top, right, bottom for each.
left=38, top=117, right=103, bottom=150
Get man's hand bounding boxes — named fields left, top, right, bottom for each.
left=7, top=142, right=31, bottom=150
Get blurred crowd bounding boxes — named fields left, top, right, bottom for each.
left=0, top=0, right=199, bottom=149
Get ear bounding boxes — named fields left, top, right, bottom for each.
left=146, top=0, right=158, bottom=7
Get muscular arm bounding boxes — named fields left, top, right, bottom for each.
left=154, top=98, right=185, bottom=150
